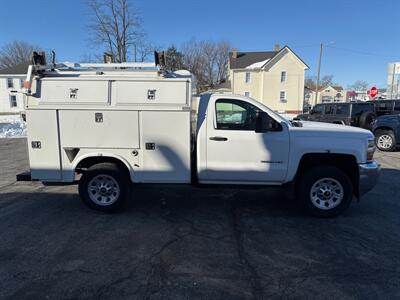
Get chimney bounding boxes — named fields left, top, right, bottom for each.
left=273, top=44, right=280, bottom=52
left=232, top=48, right=238, bottom=59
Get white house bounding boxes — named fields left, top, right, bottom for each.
left=0, top=62, right=29, bottom=114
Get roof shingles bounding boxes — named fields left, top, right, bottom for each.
left=229, top=51, right=278, bottom=69
left=0, top=62, right=30, bottom=75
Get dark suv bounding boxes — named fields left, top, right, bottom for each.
left=372, top=113, right=400, bottom=151
left=296, top=102, right=376, bottom=129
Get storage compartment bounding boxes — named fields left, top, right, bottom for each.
left=26, top=110, right=62, bottom=180
left=140, top=111, right=191, bottom=183
left=114, top=80, right=189, bottom=106
left=59, top=110, right=140, bottom=149
left=39, top=79, right=109, bottom=104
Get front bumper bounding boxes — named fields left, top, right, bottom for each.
left=359, top=161, right=380, bottom=196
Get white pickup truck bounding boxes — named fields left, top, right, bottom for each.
left=17, top=55, right=380, bottom=217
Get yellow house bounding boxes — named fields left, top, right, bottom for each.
left=317, top=85, right=347, bottom=103
left=229, top=46, right=309, bottom=114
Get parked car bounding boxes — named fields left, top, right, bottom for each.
left=296, top=102, right=376, bottom=130
left=372, top=114, right=400, bottom=151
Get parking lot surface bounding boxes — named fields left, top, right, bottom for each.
left=1, top=138, right=400, bottom=299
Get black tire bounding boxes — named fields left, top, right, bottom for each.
left=375, top=130, right=396, bottom=152
left=297, top=165, right=353, bottom=217
left=78, top=162, right=130, bottom=212
left=359, top=112, right=376, bottom=130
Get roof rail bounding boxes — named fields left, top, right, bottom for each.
left=73, top=62, right=156, bottom=69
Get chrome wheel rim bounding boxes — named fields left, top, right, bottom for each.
left=88, top=175, right=120, bottom=206
left=310, top=178, right=344, bottom=210
left=377, top=135, right=392, bottom=149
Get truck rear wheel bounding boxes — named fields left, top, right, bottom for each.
left=297, top=166, right=353, bottom=217
left=78, top=162, right=130, bottom=212
left=359, top=112, right=376, bottom=130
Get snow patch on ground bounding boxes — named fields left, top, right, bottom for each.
left=0, top=115, right=27, bottom=138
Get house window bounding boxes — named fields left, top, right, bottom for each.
left=280, top=71, right=287, bottom=82
left=244, top=92, right=251, bottom=97
left=279, top=91, right=287, bottom=103
left=321, top=96, right=333, bottom=103
left=7, top=78, right=14, bottom=88
left=9, top=95, right=17, bottom=107
left=245, top=72, right=251, bottom=83
left=20, top=78, right=24, bottom=88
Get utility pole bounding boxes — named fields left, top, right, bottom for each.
left=314, top=43, right=324, bottom=106
left=390, top=63, right=396, bottom=98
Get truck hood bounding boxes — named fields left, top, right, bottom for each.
left=293, top=121, right=374, bottom=139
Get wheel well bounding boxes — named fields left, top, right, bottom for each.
left=295, top=153, right=359, bottom=197
left=374, top=126, right=393, bottom=133
left=76, top=156, right=130, bottom=178
left=332, top=120, right=344, bottom=125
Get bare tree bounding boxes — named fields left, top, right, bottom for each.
left=320, top=75, right=334, bottom=87
left=305, top=76, right=317, bottom=90
left=214, top=41, right=230, bottom=84
left=0, top=41, right=40, bottom=69
left=348, top=80, right=369, bottom=91
left=305, top=74, right=335, bottom=91
left=134, top=39, right=159, bottom=62
left=88, top=0, right=151, bottom=62
left=182, top=39, right=230, bottom=93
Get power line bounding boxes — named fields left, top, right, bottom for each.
left=326, top=45, right=399, bottom=59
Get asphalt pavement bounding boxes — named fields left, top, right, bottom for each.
left=0, top=138, right=399, bottom=299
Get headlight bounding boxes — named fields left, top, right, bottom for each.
left=367, top=139, right=376, bottom=161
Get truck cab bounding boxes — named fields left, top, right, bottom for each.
left=196, top=94, right=289, bottom=184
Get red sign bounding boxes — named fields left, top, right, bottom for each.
left=369, top=86, right=378, bottom=98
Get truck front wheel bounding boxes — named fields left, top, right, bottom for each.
left=78, top=162, right=130, bottom=212
left=375, top=130, right=396, bottom=152
left=297, top=166, right=353, bottom=217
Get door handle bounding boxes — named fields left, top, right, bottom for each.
left=209, top=136, right=228, bottom=141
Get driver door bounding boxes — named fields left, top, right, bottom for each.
left=205, top=98, right=289, bottom=183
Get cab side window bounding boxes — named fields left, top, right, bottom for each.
left=375, top=102, right=392, bottom=114
left=215, top=99, right=259, bottom=130
left=313, top=105, right=324, bottom=114
left=335, top=104, right=349, bottom=115
left=325, top=104, right=334, bottom=115
left=393, top=101, right=400, bottom=113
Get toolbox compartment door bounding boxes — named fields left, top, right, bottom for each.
left=58, top=110, right=140, bottom=149
left=115, top=80, right=189, bottom=106
left=26, top=110, right=62, bottom=181
left=39, top=79, right=109, bottom=105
